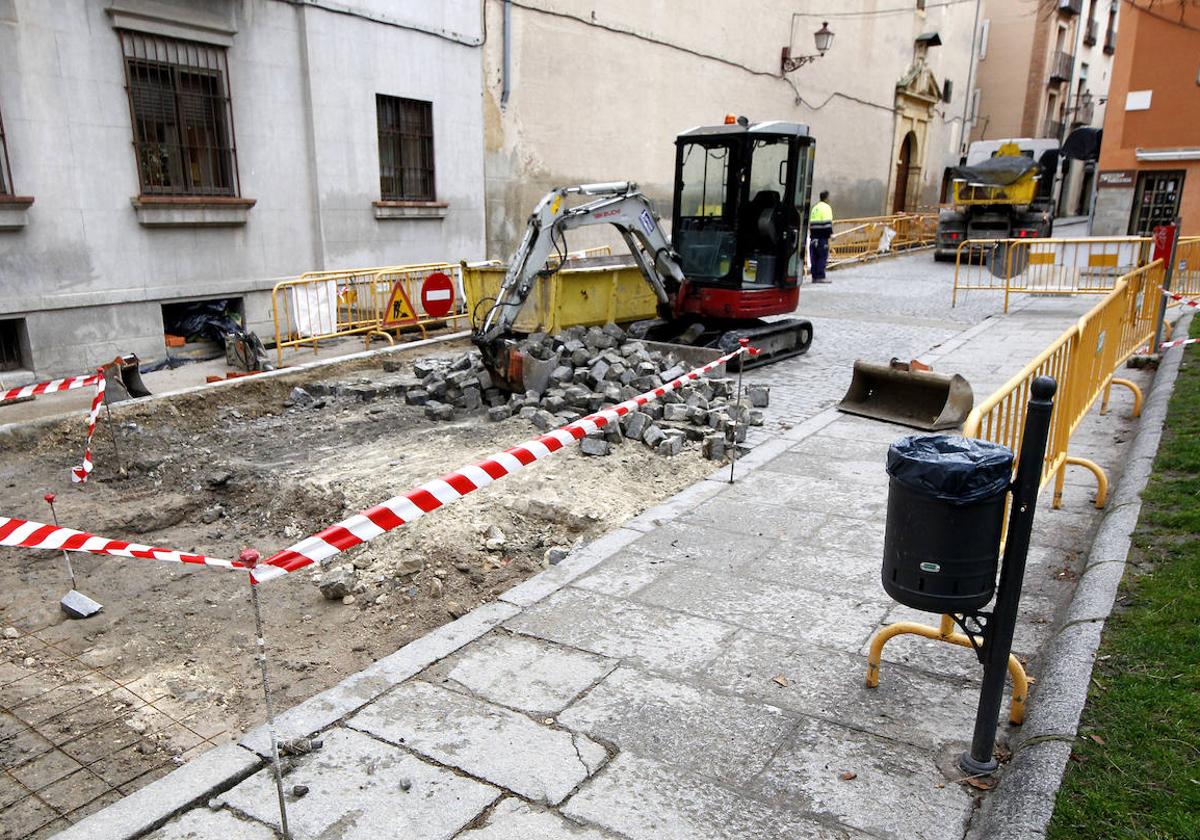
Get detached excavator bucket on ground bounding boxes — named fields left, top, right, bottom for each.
left=837, top=359, right=973, bottom=431
left=102, top=354, right=152, bottom=403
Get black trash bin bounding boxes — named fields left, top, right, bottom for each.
left=882, top=435, right=1014, bottom=613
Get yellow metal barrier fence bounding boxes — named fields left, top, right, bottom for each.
left=828, top=212, right=937, bottom=266
left=272, top=262, right=468, bottom=366
left=1172, top=236, right=1200, bottom=299
left=951, top=236, right=1153, bottom=311
left=867, top=259, right=1166, bottom=717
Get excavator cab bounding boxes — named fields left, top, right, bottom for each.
left=671, top=121, right=815, bottom=318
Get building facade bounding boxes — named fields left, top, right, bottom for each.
left=480, top=0, right=982, bottom=259
left=0, top=0, right=487, bottom=379
left=1092, top=0, right=1200, bottom=237
left=1057, top=0, right=1120, bottom=217
left=970, top=0, right=1086, bottom=143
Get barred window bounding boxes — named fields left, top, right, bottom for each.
left=376, top=95, right=435, bottom=201
left=119, top=31, right=240, bottom=197
left=0, top=105, right=12, bottom=195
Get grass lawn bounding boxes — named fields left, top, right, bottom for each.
left=1048, top=316, right=1200, bottom=840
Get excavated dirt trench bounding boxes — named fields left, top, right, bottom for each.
left=0, top=340, right=718, bottom=837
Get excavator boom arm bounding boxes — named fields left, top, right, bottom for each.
left=475, top=182, right=682, bottom=349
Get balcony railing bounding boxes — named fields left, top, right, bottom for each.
left=1057, top=0, right=1082, bottom=15
left=1104, top=27, right=1117, bottom=54
left=1044, top=119, right=1065, bottom=140
left=1083, top=18, right=1099, bottom=46
left=1049, top=49, right=1074, bottom=83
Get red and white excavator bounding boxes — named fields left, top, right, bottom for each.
left=473, top=118, right=819, bottom=392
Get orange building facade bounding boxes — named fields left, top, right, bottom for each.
left=1093, top=1, right=1200, bottom=235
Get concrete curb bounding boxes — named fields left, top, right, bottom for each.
left=0, top=330, right=470, bottom=439
left=966, top=310, right=1194, bottom=840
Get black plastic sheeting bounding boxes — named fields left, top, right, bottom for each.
left=164, top=300, right=243, bottom=343
left=886, top=434, right=1014, bottom=505
left=951, top=155, right=1039, bottom=187
left=1062, top=127, right=1102, bottom=162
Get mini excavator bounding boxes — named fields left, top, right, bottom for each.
left=473, top=118, right=818, bottom=392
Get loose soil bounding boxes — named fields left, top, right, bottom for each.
left=0, top=339, right=716, bottom=836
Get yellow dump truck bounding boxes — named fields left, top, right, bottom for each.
left=935, top=139, right=1059, bottom=260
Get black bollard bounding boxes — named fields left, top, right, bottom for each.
left=960, top=375, right=1057, bottom=774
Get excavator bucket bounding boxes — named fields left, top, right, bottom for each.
left=837, top=360, right=973, bottom=431
left=102, top=354, right=152, bottom=403
left=482, top=340, right=557, bottom=396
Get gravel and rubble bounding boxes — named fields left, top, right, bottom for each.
left=398, top=323, right=769, bottom=460
left=0, top=334, right=726, bottom=837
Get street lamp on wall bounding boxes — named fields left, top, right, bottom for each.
left=781, top=21, right=834, bottom=73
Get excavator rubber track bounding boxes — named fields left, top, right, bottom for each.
left=632, top=317, right=813, bottom=372
left=715, top=318, right=813, bottom=371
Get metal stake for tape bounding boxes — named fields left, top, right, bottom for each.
left=729, top=340, right=756, bottom=483
left=240, top=549, right=291, bottom=839
left=44, top=493, right=102, bottom=619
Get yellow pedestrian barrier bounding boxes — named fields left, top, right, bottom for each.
left=271, top=262, right=467, bottom=366
left=951, top=237, right=1154, bottom=311
left=1170, top=236, right=1200, bottom=300
left=828, top=212, right=937, bottom=266
left=868, top=259, right=1167, bottom=710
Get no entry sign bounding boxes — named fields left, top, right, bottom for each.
left=421, top=272, right=456, bottom=318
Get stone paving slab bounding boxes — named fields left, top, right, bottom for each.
left=423, top=632, right=617, bottom=717
left=570, top=550, right=680, bottom=599
left=699, top=629, right=981, bottom=752
left=728, top=470, right=889, bottom=521
left=558, top=665, right=796, bottom=788
left=144, top=807, right=276, bottom=839
left=752, top=716, right=974, bottom=840
left=239, top=600, right=520, bottom=757
left=561, top=752, right=873, bottom=840
left=219, top=727, right=498, bottom=839
left=674, top=491, right=829, bottom=540
left=506, top=587, right=737, bottom=678
left=633, top=565, right=888, bottom=653
left=457, top=798, right=621, bottom=839
left=349, top=681, right=606, bottom=805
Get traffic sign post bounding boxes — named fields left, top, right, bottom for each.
left=420, top=271, right=456, bottom=319
left=1151, top=218, right=1181, bottom=354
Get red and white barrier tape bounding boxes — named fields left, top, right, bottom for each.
left=1160, top=287, right=1200, bottom=310
left=250, top=344, right=755, bottom=583
left=1, top=368, right=107, bottom=483
left=1, top=371, right=102, bottom=404
left=1159, top=336, right=1200, bottom=350
left=71, top=375, right=105, bottom=484
left=0, top=515, right=242, bottom=571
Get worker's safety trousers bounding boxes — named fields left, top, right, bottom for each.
left=809, top=236, right=830, bottom=280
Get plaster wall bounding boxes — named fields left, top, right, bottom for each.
left=481, top=0, right=980, bottom=259
left=0, top=0, right=486, bottom=377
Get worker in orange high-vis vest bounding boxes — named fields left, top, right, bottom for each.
left=808, top=190, right=833, bottom=283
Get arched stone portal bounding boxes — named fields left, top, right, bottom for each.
left=889, top=56, right=942, bottom=214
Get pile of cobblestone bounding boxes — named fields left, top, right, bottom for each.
left=375, top=323, right=770, bottom=459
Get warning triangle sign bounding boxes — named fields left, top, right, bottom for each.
left=381, top=280, right=420, bottom=328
